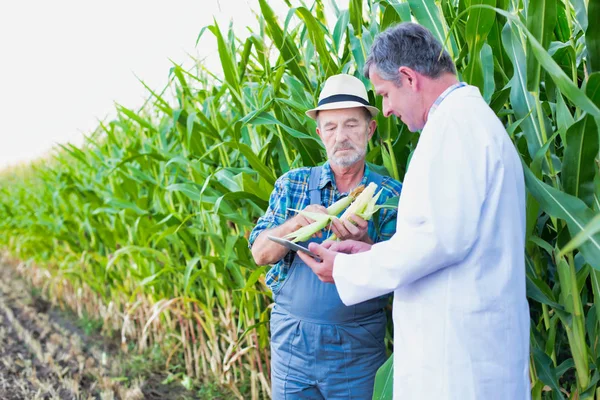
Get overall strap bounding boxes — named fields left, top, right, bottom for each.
left=308, top=166, right=322, bottom=205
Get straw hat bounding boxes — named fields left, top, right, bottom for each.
left=305, top=74, right=380, bottom=120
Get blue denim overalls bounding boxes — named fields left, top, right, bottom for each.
left=270, top=166, right=388, bottom=399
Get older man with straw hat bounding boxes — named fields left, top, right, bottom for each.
left=249, top=74, right=402, bottom=399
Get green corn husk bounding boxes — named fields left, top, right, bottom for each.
left=337, top=182, right=377, bottom=220
left=327, top=183, right=380, bottom=241
left=357, top=188, right=384, bottom=219
left=283, top=217, right=330, bottom=242
left=283, top=185, right=367, bottom=242
left=327, top=185, right=365, bottom=216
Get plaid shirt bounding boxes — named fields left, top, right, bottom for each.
left=249, top=161, right=402, bottom=292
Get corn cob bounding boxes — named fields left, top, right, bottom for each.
left=327, top=185, right=365, bottom=216
left=283, top=185, right=365, bottom=242
left=282, top=217, right=331, bottom=243
left=327, top=182, right=379, bottom=241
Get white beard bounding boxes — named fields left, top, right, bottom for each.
left=329, top=146, right=366, bottom=167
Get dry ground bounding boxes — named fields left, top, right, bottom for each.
left=0, top=263, right=204, bottom=400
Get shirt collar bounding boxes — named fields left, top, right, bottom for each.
left=427, top=82, right=467, bottom=120
left=319, top=161, right=370, bottom=195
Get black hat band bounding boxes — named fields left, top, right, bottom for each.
left=318, top=94, right=370, bottom=107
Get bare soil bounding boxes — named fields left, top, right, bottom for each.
left=0, top=264, right=203, bottom=399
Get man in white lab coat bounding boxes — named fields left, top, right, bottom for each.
left=297, top=22, right=531, bottom=399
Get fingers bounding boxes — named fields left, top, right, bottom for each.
left=293, top=205, right=329, bottom=229
left=330, top=216, right=368, bottom=241
left=297, top=248, right=319, bottom=267
left=304, top=204, right=328, bottom=214
left=330, top=217, right=349, bottom=239
left=300, top=243, right=336, bottom=283
left=321, top=240, right=335, bottom=249
left=295, top=215, right=315, bottom=228
left=296, top=250, right=332, bottom=283
left=327, top=239, right=372, bottom=254
left=343, top=220, right=361, bottom=237
left=347, top=213, right=367, bottom=230
left=307, top=242, right=326, bottom=255
left=328, top=241, right=344, bottom=252
left=328, top=240, right=356, bottom=253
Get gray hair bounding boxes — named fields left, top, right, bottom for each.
left=364, top=22, right=456, bottom=84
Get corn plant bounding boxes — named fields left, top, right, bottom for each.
left=0, top=0, right=599, bottom=398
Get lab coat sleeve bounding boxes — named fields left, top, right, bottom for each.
left=333, top=116, right=492, bottom=305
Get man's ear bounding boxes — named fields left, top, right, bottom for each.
left=398, top=66, right=418, bottom=90
left=367, top=119, right=377, bottom=141
left=316, top=126, right=323, bottom=140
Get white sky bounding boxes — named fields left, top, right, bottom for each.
left=0, top=0, right=306, bottom=169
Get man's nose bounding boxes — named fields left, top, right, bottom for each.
left=383, top=103, right=393, bottom=118
left=334, top=127, right=350, bottom=140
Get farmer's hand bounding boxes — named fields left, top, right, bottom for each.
left=322, top=239, right=372, bottom=254
left=291, top=204, right=328, bottom=238
left=330, top=213, right=372, bottom=243
left=297, top=242, right=337, bottom=283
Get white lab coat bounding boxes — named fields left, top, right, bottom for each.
left=333, top=86, right=531, bottom=399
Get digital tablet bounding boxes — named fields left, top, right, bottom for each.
left=267, top=235, right=322, bottom=262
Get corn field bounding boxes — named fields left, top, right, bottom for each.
left=0, top=0, right=599, bottom=398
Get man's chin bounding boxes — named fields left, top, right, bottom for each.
left=331, top=157, right=361, bottom=168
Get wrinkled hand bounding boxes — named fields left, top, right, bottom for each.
left=292, top=204, right=328, bottom=238
left=296, top=242, right=338, bottom=283
left=322, top=239, right=372, bottom=254
left=330, top=213, right=370, bottom=242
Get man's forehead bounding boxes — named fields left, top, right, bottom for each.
left=368, top=71, right=387, bottom=91
left=318, top=108, right=366, bottom=123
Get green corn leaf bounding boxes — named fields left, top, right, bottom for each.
left=562, top=115, right=599, bottom=207
left=526, top=0, right=557, bottom=91
left=532, top=347, right=566, bottom=398
left=464, top=0, right=496, bottom=91
left=588, top=0, right=600, bottom=72
left=348, top=0, right=363, bottom=34
left=258, top=0, right=310, bottom=89
left=572, top=0, right=589, bottom=31
left=560, top=214, right=600, bottom=257
left=493, top=6, right=600, bottom=118
left=388, top=1, right=412, bottom=22
left=372, top=355, right=394, bottom=399
left=501, top=22, right=545, bottom=156
left=296, top=7, right=339, bottom=76
left=523, top=164, right=600, bottom=269
left=208, top=21, right=241, bottom=96
left=332, top=9, right=350, bottom=54
left=408, top=0, right=448, bottom=47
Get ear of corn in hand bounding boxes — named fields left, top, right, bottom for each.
left=282, top=183, right=383, bottom=243
left=282, top=217, right=330, bottom=243
left=282, top=187, right=361, bottom=243
left=326, top=185, right=365, bottom=216
left=327, top=183, right=382, bottom=241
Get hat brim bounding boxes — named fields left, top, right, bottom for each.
left=305, top=101, right=380, bottom=120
